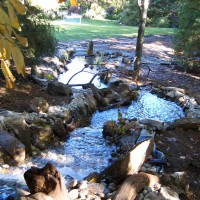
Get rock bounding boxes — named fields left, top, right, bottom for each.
left=166, top=118, right=200, bottom=130
left=4, top=116, right=32, bottom=152
left=112, top=172, right=159, bottom=200
left=24, top=163, right=71, bottom=200
left=160, top=172, right=189, bottom=194
left=0, top=130, right=25, bottom=165
left=117, top=83, right=131, bottom=94
left=104, top=92, right=120, bottom=104
left=100, top=139, right=154, bottom=183
left=29, top=75, right=48, bottom=87
left=47, top=81, right=72, bottom=96
left=162, top=87, right=185, bottom=98
left=52, top=118, right=69, bottom=140
left=30, top=97, right=49, bottom=113
left=30, top=122, right=53, bottom=150
left=139, top=119, right=164, bottom=131
left=158, top=186, right=180, bottom=200
left=65, top=92, right=97, bottom=126
left=20, top=192, right=54, bottom=200
left=69, top=189, right=79, bottom=200
left=185, top=105, right=200, bottom=118
left=102, top=121, right=118, bottom=137
left=109, top=80, right=124, bottom=92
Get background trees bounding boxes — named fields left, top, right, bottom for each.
left=174, top=0, right=200, bottom=73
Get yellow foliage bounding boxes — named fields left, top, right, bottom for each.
left=7, top=1, right=21, bottom=30
left=0, top=0, right=27, bottom=88
left=9, top=0, right=26, bottom=15
left=70, top=0, right=78, bottom=6
left=1, top=60, right=16, bottom=89
left=11, top=45, right=26, bottom=75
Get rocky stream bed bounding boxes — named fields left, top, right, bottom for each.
left=0, top=35, right=200, bottom=200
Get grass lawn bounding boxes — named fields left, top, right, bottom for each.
left=53, top=18, right=174, bottom=42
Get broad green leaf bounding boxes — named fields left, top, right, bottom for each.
left=9, top=0, right=26, bottom=15
left=11, top=45, right=25, bottom=75
left=13, top=30, right=28, bottom=47
left=1, top=60, right=16, bottom=89
left=7, top=1, right=21, bottom=30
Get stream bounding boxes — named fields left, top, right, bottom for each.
left=0, top=89, right=185, bottom=199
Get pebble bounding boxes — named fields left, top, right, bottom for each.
left=2, top=164, right=9, bottom=169
left=78, top=180, right=88, bottom=189
left=69, top=189, right=79, bottom=200
left=68, top=180, right=78, bottom=188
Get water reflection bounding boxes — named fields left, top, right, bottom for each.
left=58, top=56, right=107, bottom=88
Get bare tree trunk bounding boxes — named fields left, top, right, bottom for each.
left=133, top=0, right=150, bottom=81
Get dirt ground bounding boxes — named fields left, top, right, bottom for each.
left=0, top=35, right=200, bottom=199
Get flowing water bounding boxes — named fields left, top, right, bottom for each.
left=0, top=55, right=185, bottom=198
left=0, top=90, right=185, bottom=199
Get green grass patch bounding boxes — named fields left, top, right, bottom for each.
left=54, top=18, right=174, bottom=42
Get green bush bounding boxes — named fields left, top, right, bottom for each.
left=174, top=0, right=200, bottom=73
left=18, top=1, right=57, bottom=65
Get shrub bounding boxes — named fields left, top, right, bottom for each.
left=84, top=3, right=106, bottom=19
left=174, top=0, right=200, bottom=73
left=19, top=1, right=57, bottom=65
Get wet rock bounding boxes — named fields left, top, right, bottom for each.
left=109, top=80, right=124, bottom=92
left=104, top=92, right=120, bottom=104
left=102, top=121, right=118, bottom=137
left=66, top=92, right=97, bottom=126
left=47, top=81, right=72, bottom=96
left=117, top=83, right=131, bottom=94
left=30, top=122, right=53, bottom=150
left=0, top=130, right=25, bottom=165
left=166, top=117, right=200, bottom=130
left=185, top=105, right=200, bottom=118
left=139, top=119, right=164, bottom=131
left=4, top=116, right=32, bottom=152
left=24, top=163, right=71, bottom=200
left=52, top=118, right=69, bottom=140
left=30, top=97, right=49, bottom=113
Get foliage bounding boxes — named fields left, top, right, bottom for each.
left=120, top=0, right=180, bottom=27
left=19, top=1, right=57, bottom=65
left=84, top=3, right=106, bottom=19
left=0, top=0, right=27, bottom=88
left=174, top=0, right=200, bottom=73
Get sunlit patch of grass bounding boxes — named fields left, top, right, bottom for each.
left=54, top=18, right=174, bottom=42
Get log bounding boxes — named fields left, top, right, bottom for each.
left=99, top=139, right=154, bottom=184
left=0, top=130, right=25, bottom=165
left=112, top=172, right=159, bottom=200
left=24, top=163, right=71, bottom=200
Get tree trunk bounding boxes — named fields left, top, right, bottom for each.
left=133, top=0, right=150, bottom=81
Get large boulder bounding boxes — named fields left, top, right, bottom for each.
left=30, top=121, right=53, bottom=150
left=99, top=139, right=154, bottom=183
left=0, top=130, right=25, bottom=165
left=24, top=163, right=71, bottom=200
left=47, top=81, right=72, bottom=96
left=4, top=116, right=32, bottom=152
left=65, top=92, right=97, bottom=126
left=52, top=118, right=69, bottom=140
